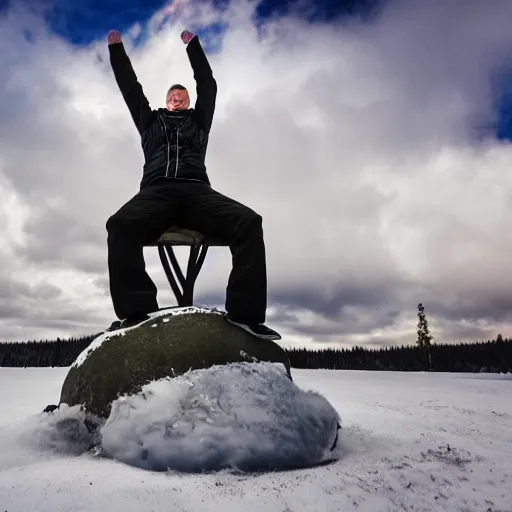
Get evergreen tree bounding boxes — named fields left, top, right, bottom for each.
left=417, top=303, right=433, bottom=370
left=417, top=303, right=433, bottom=347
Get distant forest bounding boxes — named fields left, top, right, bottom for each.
left=0, top=333, right=511, bottom=373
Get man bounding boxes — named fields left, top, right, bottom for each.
left=105, top=28, right=280, bottom=341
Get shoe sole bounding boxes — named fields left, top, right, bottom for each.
left=225, top=318, right=281, bottom=341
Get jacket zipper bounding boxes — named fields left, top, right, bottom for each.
left=159, top=113, right=184, bottom=178
left=158, top=113, right=171, bottom=177
left=175, top=127, right=180, bottom=178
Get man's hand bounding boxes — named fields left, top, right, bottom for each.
left=108, top=30, right=122, bottom=45
left=181, top=30, right=195, bottom=44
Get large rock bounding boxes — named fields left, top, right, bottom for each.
left=60, top=307, right=292, bottom=418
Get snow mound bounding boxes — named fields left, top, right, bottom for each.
left=100, top=361, right=341, bottom=472
left=14, top=362, right=341, bottom=473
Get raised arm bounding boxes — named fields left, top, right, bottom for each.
left=182, top=31, right=217, bottom=133
left=108, top=30, right=154, bottom=135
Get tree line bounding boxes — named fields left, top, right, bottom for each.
left=0, top=335, right=99, bottom=368
left=1, top=332, right=511, bottom=373
left=288, top=336, right=512, bottom=372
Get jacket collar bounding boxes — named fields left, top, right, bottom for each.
left=158, top=107, right=193, bottom=117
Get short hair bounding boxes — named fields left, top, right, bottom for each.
left=167, top=84, right=188, bottom=98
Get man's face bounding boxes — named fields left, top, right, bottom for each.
left=166, top=89, right=190, bottom=111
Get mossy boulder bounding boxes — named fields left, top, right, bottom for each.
left=59, top=307, right=291, bottom=418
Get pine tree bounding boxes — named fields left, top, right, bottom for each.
left=417, top=303, right=433, bottom=370
left=417, top=303, right=433, bottom=347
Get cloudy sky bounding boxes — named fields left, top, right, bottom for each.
left=2, top=0, right=512, bottom=349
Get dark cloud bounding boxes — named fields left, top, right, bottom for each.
left=271, top=281, right=403, bottom=317
left=422, top=289, right=512, bottom=327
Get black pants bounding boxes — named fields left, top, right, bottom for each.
left=106, top=178, right=267, bottom=324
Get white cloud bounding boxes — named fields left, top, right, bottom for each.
left=2, top=0, right=512, bottom=346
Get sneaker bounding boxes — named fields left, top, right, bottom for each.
left=120, top=315, right=150, bottom=329
left=105, top=314, right=150, bottom=332
left=106, top=320, right=121, bottom=332
left=225, top=317, right=281, bottom=341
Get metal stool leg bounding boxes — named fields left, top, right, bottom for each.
left=158, top=243, right=210, bottom=307
left=182, top=243, right=210, bottom=306
left=158, top=245, right=184, bottom=306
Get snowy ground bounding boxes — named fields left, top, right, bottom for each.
left=0, top=366, right=511, bottom=512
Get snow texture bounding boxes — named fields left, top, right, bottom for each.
left=1, top=367, right=511, bottom=512
left=100, top=362, right=340, bottom=472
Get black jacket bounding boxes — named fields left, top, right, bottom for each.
left=109, top=36, right=217, bottom=190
